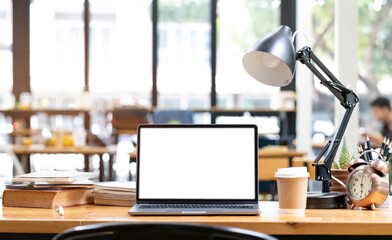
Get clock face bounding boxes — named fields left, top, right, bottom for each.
left=348, top=170, right=373, bottom=200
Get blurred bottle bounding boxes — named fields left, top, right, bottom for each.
left=0, top=92, right=15, bottom=110
left=63, top=132, right=74, bottom=147
left=77, top=91, right=91, bottom=110
left=73, top=127, right=86, bottom=147
left=20, top=92, right=31, bottom=110
left=23, top=137, right=32, bottom=146
left=49, top=135, right=57, bottom=147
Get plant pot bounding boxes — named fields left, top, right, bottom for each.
left=330, top=169, right=349, bottom=193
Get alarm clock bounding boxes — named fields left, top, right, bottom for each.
left=346, top=157, right=389, bottom=210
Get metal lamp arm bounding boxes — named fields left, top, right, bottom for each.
left=295, top=46, right=359, bottom=192
left=295, top=47, right=358, bottom=108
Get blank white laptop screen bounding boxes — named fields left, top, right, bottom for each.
left=138, top=126, right=256, bottom=200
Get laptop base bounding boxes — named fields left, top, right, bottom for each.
left=128, top=204, right=261, bottom=216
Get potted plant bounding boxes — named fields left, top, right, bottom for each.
left=330, top=137, right=356, bottom=192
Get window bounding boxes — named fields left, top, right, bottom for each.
left=358, top=0, right=392, bottom=128
left=157, top=0, right=211, bottom=109
left=216, top=0, right=281, bottom=109
left=311, top=0, right=392, bottom=142
left=311, top=0, right=335, bottom=142
left=0, top=0, right=12, bottom=94
left=30, top=0, right=84, bottom=93
left=89, top=0, right=152, bottom=107
left=16, top=0, right=289, bottom=113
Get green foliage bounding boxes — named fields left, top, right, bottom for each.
left=216, top=0, right=280, bottom=55
left=314, top=0, right=392, bottom=85
left=158, top=0, right=210, bottom=23
left=312, top=0, right=335, bottom=58
left=333, top=137, right=355, bottom=169
left=357, top=0, right=392, bottom=80
left=156, top=0, right=392, bottom=88
left=237, top=0, right=280, bottom=52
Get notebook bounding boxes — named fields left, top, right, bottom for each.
left=13, top=171, right=95, bottom=184
left=128, top=124, right=260, bottom=216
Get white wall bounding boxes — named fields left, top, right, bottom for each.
left=335, top=0, right=359, bottom=156
left=296, top=0, right=313, bottom=157
left=296, top=0, right=359, bottom=158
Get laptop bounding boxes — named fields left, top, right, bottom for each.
left=128, top=124, right=260, bottom=216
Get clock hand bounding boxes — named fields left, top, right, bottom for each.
left=360, top=172, right=364, bottom=195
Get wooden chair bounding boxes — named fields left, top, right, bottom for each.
left=111, top=107, right=148, bottom=144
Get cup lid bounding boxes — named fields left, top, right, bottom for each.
left=275, top=167, right=309, bottom=178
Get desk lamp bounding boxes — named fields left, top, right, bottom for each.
left=242, top=25, right=359, bottom=209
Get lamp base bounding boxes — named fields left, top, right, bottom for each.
left=306, top=191, right=347, bottom=209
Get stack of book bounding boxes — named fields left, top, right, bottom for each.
left=93, top=181, right=136, bottom=207
left=3, top=171, right=95, bottom=209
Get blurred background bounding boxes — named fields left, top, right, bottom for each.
left=1, top=0, right=392, bottom=199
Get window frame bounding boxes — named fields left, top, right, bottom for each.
left=11, top=0, right=296, bottom=136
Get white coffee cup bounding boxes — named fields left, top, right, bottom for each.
left=275, top=167, right=309, bottom=214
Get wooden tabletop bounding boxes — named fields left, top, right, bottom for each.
left=12, top=145, right=116, bottom=155
left=258, top=149, right=307, bottom=158
left=0, top=109, right=89, bottom=116
left=1, top=201, right=392, bottom=235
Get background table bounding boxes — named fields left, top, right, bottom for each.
left=259, top=149, right=307, bottom=167
left=129, top=149, right=307, bottom=165
left=1, top=201, right=392, bottom=239
left=12, top=145, right=116, bottom=181
left=129, top=149, right=310, bottom=181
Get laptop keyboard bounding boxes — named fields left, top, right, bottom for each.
left=139, top=204, right=255, bottom=209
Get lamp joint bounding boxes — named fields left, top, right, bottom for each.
left=295, top=46, right=312, bottom=64
left=342, top=92, right=359, bottom=109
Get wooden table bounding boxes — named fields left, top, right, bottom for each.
left=1, top=201, right=392, bottom=239
left=0, top=109, right=90, bottom=131
left=129, top=150, right=309, bottom=181
left=259, top=149, right=307, bottom=167
left=129, top=150, right=307, bottom=164
left=12, top=145, right=116, bottom=181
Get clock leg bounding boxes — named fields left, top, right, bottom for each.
left=370, top=204, right=376, bottom=211
left=350, top=204, right=355, bottom=209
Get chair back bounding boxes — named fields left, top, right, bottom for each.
left=52, top=222, right=277, bottom=240
left=112, top=107, right=148, bottom=131
left=152, top=110, right=193, bottom=124
left=111, top=107, right=148, bottom=143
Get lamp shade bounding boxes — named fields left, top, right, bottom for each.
left=242, top=25, right=296, bottom=87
